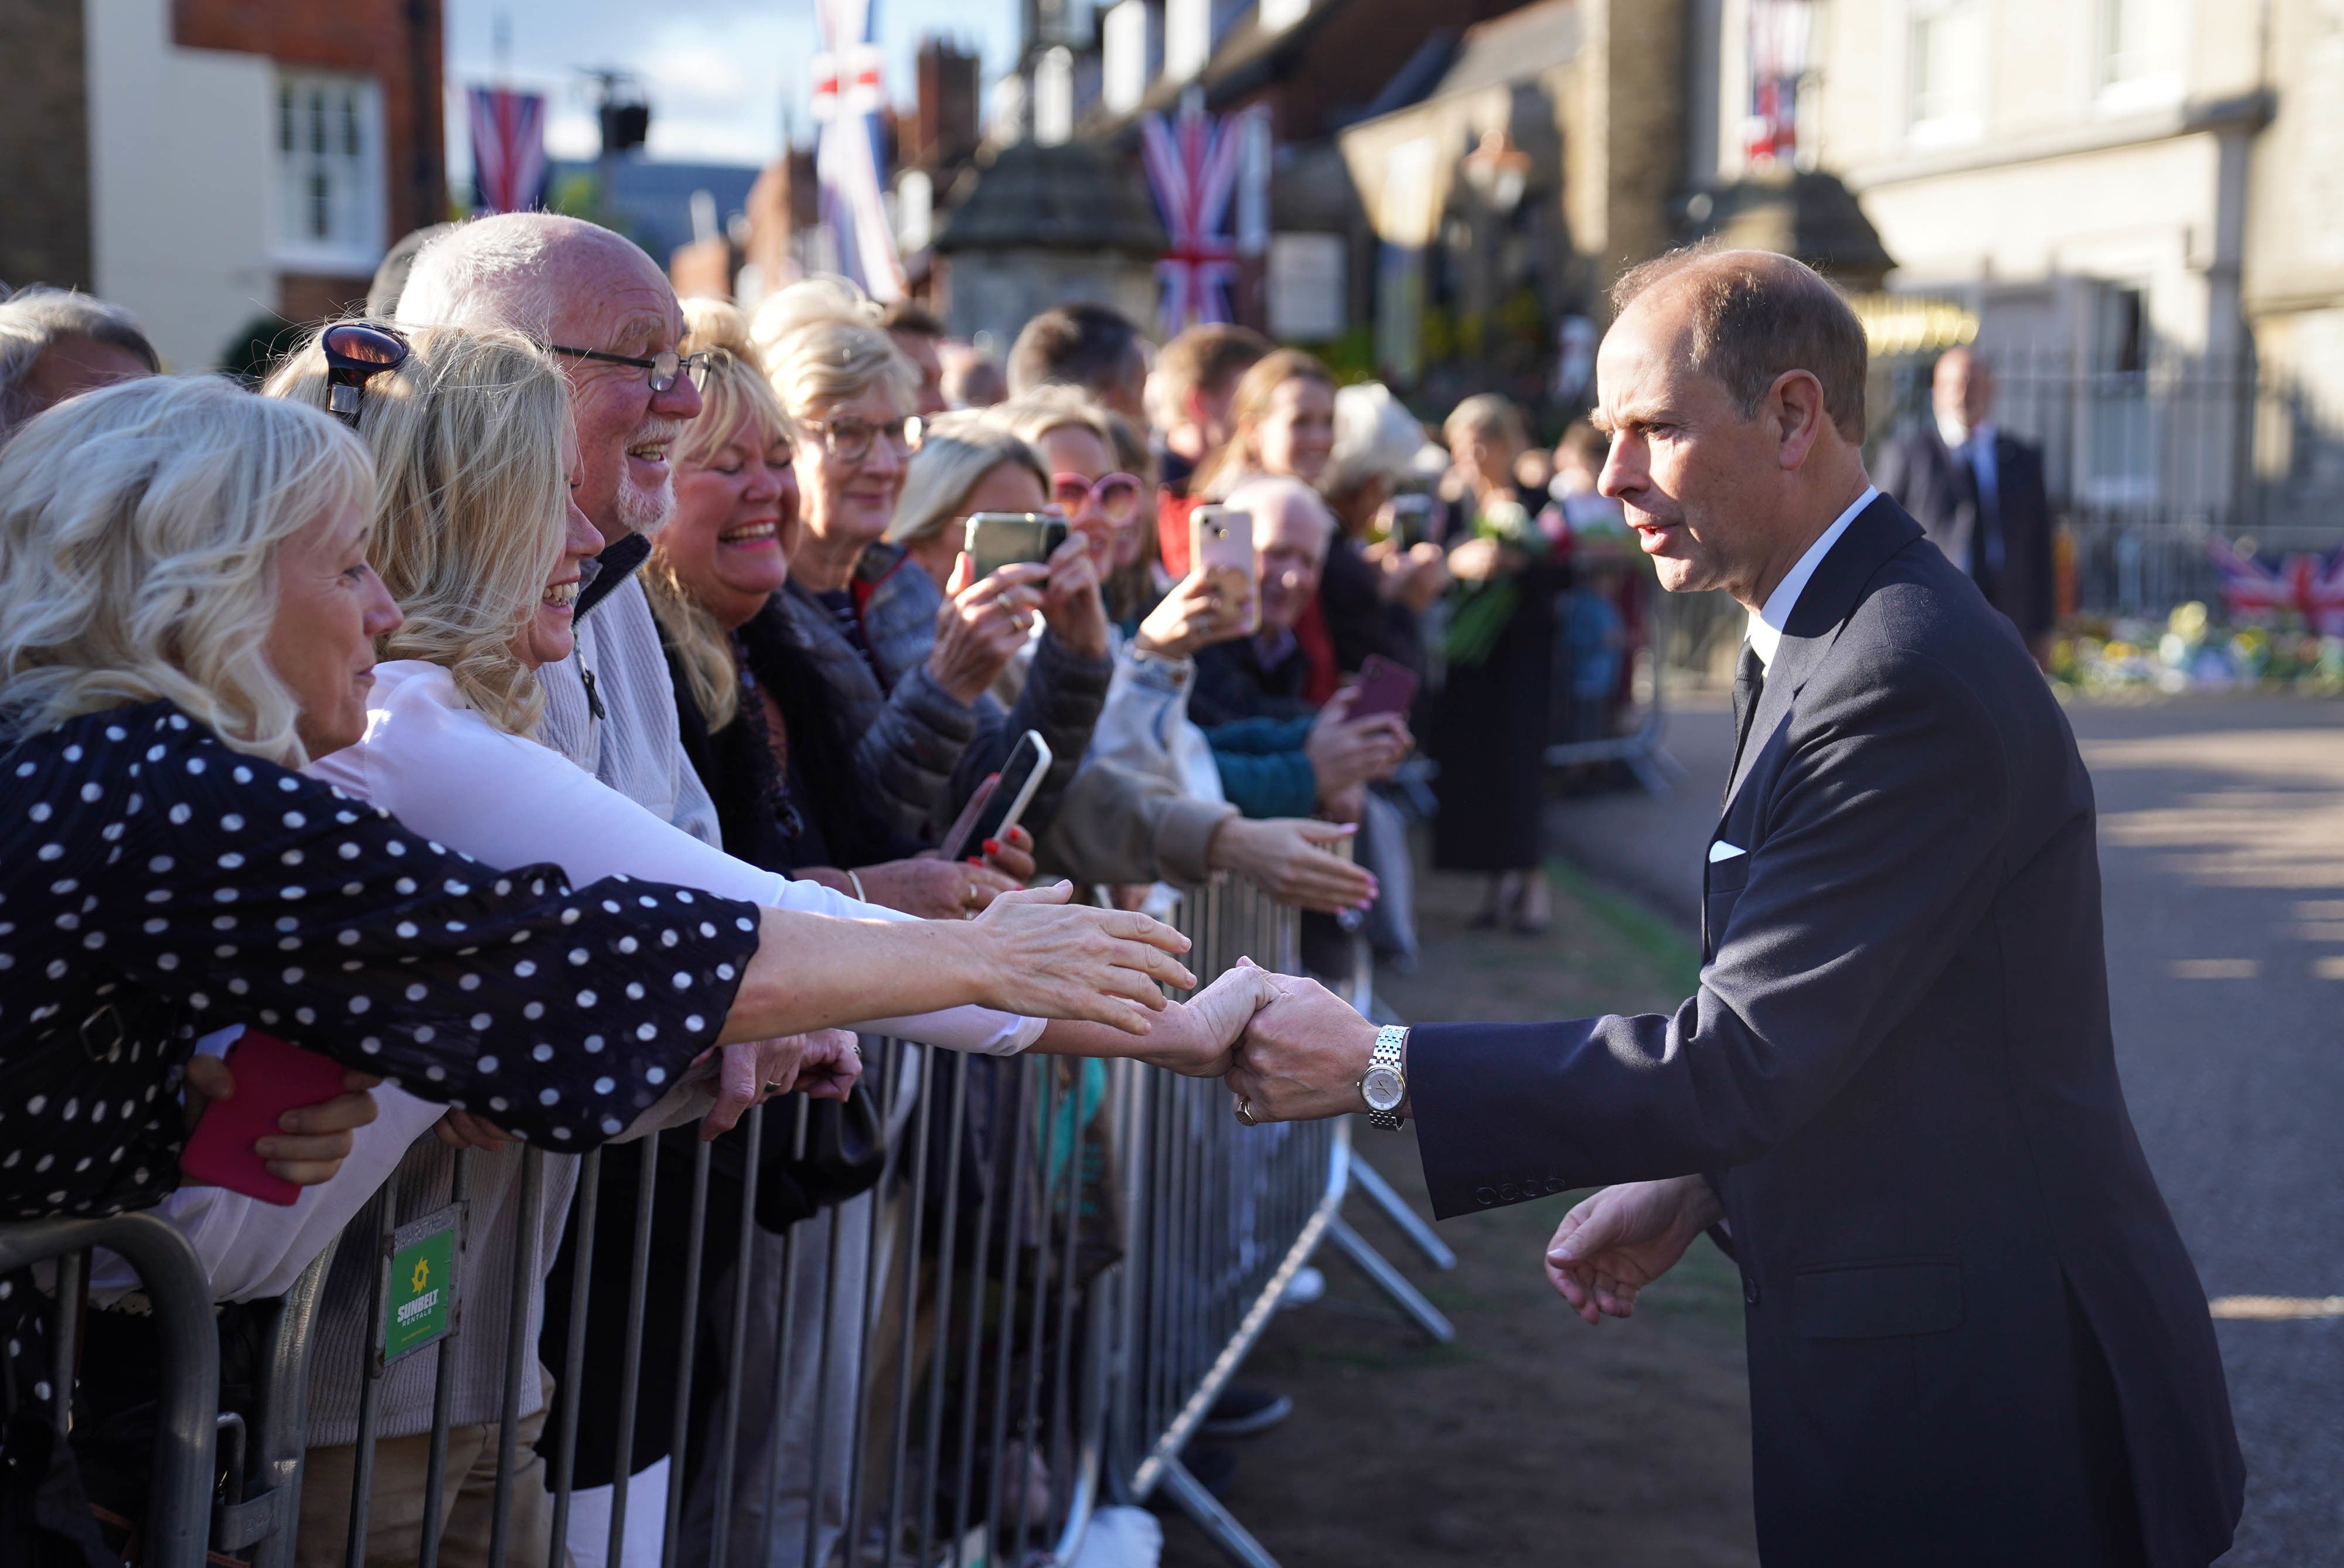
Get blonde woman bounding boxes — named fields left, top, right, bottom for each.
left=647, top=304, right=1037, bottom=916
left=763, top=283, right=1112, bottom=841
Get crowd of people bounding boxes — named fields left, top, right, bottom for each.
left=0, top=217, right=1643, bottom=1566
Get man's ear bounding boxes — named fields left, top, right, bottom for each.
left=1770, top=370, right=1828, bottom=472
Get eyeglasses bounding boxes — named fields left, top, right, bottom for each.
left=800, top=414, right=921, bottom=465
left=320, top=322, right=411, bottom=428
left=547, top=343, right=710, bottom=394
left=1052, top=471, right=1144, bottom=526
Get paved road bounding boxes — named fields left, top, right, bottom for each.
left=1546, top=690, right=2344, bottom=1566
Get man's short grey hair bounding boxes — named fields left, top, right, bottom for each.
left=0, top=286, right=161, bottom=435
left=393, top=212, right=596, bottom=336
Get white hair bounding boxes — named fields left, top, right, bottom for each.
left=1223, top=472, right=1333, bottom=546
left=0, top=376, right=370, bottom=765
left=1324, top=381, right=1437, bottom=498
left=393, top=212, right=615, bottom=336
left=0, top=285, right=160, bottom=435
left=748, top=274, right=882, bottom=366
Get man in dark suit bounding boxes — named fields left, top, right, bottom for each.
left=1875, top=346, right=2058, bottom=666
left=1222, top=248, right=2241, bottom=1566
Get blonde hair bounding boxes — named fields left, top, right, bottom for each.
left=0, top=375, right=370, bottom=766
left=267, top=322, right=569, bottom=735
left=884, top=411, right=1048, bottom=546
left=760, top=277, right=918, bottom=428
left=646, top=297, right=792, bottom=731
left=988, top=384, right=1116, bottom=452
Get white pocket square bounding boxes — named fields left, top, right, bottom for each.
left=1708, top=840, right=1747, bottom=863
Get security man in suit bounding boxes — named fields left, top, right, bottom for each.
left=1875, top=346, right=2058, bottom=666
left=1221, top=248, right=2241, bottom=1567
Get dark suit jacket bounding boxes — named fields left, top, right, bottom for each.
left=1408, top=497, right=2241, bottom=1567
left=1875, top=425, right=2057, bottom=640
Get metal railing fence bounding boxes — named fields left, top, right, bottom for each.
left=0, top=874, right=1452, bottom=1568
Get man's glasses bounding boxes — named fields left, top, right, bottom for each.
left=548, top=343, right=711, bottom=394
left=800, top=414, right=921, bottom=465
left=1053, top=471, right=1144, bottom=526
left=320, top=322, right=411, bottom=428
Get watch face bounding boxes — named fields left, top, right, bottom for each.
left=1362, top=1064, right=1404, bottom=1113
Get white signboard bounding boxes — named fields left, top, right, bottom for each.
left=1268, top=232, right=1346, bottom=341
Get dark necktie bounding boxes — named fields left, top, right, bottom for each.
left=1728, top=639, right=1766, bottom=802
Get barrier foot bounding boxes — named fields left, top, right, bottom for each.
left=1345, top=1151, right=1456, bottom=1272
left=1160, top=1455, right=1283, bottom=1568
left=1324, top=1216, right=1456, bottom=1343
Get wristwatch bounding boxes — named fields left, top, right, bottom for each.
left=1361, top=1025, right=1408, bottom=1130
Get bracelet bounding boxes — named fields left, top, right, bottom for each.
left=846, top=868, right=868, bottom=904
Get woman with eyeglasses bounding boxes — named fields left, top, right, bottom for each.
left=762, top=287, right=1113, bottom=843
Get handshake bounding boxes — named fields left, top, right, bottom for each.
left=1136, top=959, right=1395, bottom=1124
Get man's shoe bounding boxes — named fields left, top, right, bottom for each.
left=1199, top=1385, right=1293, bottom=1439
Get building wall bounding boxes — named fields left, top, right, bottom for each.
left=86, top=0, right=275, bottom=371
left=1, top=0, right=96, bottom=291
left=1786, top=0, right=2253, bottom=361
left=2243, top=0, right=2344, bottom=425
left=174, top=0, right=444, bottom=245
left=938, top=248, right=1159, bottom=352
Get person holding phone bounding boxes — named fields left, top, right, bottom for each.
left=764, top=285, right=1112, bottom=844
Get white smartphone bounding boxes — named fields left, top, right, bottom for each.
left=943, top=730, right=1052, bottom=863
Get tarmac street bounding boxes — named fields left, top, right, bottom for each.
left=1549, top=691, right=2344, bottom=1566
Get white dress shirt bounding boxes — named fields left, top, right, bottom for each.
left=1746, top=486, right=1879, bottom=671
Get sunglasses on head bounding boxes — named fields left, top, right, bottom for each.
left=1052, top=471, right=1144, bottom=525
left=320, top=322, right=411, bottom=428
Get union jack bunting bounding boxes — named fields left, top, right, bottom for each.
left=466, top=87, right=548, bottom=214
left=1139, top=98, right=1246, bottom=336
left=810, top=0, right=906, bottom=301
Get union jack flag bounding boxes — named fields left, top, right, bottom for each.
left=1139, top=98, right=1247, bottom=337
left=2208, top=540, right=2344, bottom=634
left=466, top=87, right=548, bottom=215
left=810, top=0, right=906, bottom=302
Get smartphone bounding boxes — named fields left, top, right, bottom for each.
left=1385, top=492, right=1433, bottom=549
left=943, top=730, right=1053, bottom=865
left=933, top=773, right=1001, bottom=880
left=963, top=512, right=1069, bottom=582
left=179, top=1028, right=355, bottom=1205
left=1190, top=506, right=1258, bottom=631
left=1348, top=653, right=1420, bottom=721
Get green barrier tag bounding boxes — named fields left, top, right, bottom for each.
left=379, top=1205, right=462, bottom=1366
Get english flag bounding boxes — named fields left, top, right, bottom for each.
left=468, top=87, right=549, bottom=215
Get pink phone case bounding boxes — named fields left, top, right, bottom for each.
left=1348, top=654, right=1420, bottom=720
left=178, top=1030, right=353, bottom=1206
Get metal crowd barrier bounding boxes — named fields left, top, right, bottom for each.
left=1, top=875, right=1460, bottom=1568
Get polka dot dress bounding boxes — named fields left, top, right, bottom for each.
left=0, top=701, right=765, bottom=1222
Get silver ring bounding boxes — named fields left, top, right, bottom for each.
left=764, top=1081, right=789, bottom=1093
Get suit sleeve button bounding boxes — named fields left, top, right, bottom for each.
left=1743, top=1274, right=1761, bottom=1305
left=1498, top=1182, right=1521, bottom=1202
left=1474, top=1187, right=1498, bottom=1206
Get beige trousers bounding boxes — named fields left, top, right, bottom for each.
left=294, top=1398, right=560, bottom=1568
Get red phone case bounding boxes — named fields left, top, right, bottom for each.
left=1348, top=655, right=1420, bottom=720
left=178, top=1029, right=353, bottom=1206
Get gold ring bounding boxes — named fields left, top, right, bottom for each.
left=1234, top=1097, right=1258, bottom=1127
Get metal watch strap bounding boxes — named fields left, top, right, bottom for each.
left=1367, top=1024, right=1408, bottom=1130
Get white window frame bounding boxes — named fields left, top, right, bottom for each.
left=1904, top=0, right=1986, bottom=150
left=271, top=70, right=387, bottom=273
left=2093, top=0, right=2185, bottom=115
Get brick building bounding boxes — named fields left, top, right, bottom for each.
left=0, top=0, right=444, bottom=370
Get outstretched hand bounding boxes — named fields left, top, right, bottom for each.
left=1133, top=964, right=1285, bottom=1077
left=1544, top=1174, right=1723, bottom=1325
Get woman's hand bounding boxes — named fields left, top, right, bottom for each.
left=1136, top=965, right=1283, bottom=1076
left=1544, top=1175, right=1724, bottom=1325
left=854, top=857, right=1021, bottom=919
left=978, top=823, right=1036, bottom=884
left=434, top=1109, right=513, bottom=1151
left=183, top=1054, right=383, bottom=1188
left=1133, top=565, right=1255, bottom=660
left=1206, top=817, right=1375, bottom=913
left=1039, top=535, right=1111, bottom=660
left=696, top=1031, right=863, bottom=1138
left=927, top=554, right=1046, bottom=704
left=1446, top=536, right=1524, bottom=583
left=1366, top=540, right=1449, bottom=612
left=1306, top=693, right=1412, bottom=800
left=965, top=882, right=1194, bottom=1034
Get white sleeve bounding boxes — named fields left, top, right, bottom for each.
left=318, top=666, right=1038, bottom=1055
left=88, top=1028, right=452, bottom=1304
